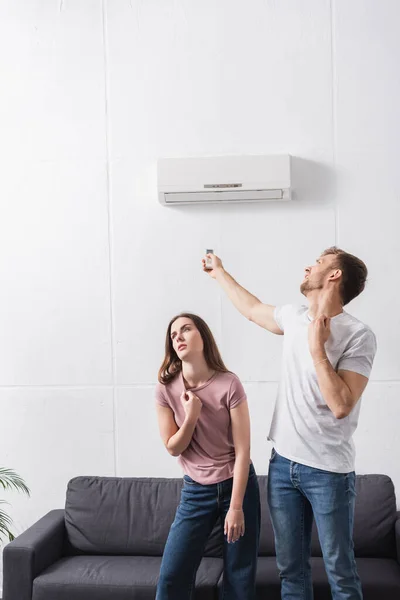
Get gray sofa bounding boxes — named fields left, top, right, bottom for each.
left=3, top=473, right=400, bottom=599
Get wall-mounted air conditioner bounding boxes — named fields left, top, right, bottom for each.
left=157, top=154, right=291, bottom=206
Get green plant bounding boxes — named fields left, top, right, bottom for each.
left=0, top=468, right=30, bottom=542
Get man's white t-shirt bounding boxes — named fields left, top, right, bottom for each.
left=268, top=304, right=377, bottom=473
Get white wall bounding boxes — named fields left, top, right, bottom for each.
left=1, top=0, right=400, bottom=591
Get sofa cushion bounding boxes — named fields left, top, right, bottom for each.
left=312, top=557, right=400, bottom=600
left=33, top=555, right=223, bottom=600
left=252, top=556, right=400, bottom=600
left=65, top=476, right=222, bottom=557
left=311, top=474, right=397, bottom=558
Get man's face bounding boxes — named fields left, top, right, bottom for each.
left=300, top=254, right=338, bottom=296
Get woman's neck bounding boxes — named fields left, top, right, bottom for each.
left=182, top=359, right=215, bottom=389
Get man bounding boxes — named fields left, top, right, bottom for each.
left=202, top=247, right=376, bottom=600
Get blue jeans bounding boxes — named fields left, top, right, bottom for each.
left=268, top=449, right=362, bottom=600
left=156, top=463, right=261, bottom=600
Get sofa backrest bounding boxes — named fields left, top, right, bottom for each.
left=65, top=476, right=222, bottom=557
left=257, top=475, right=276, bottom=555
left=65, top=473, right=397, bottom=559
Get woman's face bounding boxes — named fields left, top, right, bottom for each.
left=170, top=317, right=204, bottom=361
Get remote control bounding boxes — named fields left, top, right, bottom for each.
left=205, top=249, right=214, bottom=269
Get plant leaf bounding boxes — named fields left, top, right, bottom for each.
left=0, top=468, right=30, bottom=496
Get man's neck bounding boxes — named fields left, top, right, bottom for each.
left=307, top=290, right=343, bottom=320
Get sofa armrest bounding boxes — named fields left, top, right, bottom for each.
left=2, top=509, right=65, bottom=600
left=396, top=511, right=400, bottom=565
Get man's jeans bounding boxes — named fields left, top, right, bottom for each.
left=156, top=463, right=260, bottom=600
left=268, top=449, right=362, bottom=600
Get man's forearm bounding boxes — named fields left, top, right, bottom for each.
left=167, top=418, right=197, bottom=457
left=215, top=268, right=260, bottom=319
left=314, top=351, right=353, bottom=419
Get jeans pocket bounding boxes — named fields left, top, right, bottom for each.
left=183, top=474, right=197, bottom=486
left=345, top=471, right=356, bottom=497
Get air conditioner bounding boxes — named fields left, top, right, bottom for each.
left=157, top=154, right=291, bottom=206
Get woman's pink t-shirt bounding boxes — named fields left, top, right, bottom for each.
left=155, top=371, right=247, bottom=485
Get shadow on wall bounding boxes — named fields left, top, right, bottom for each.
left=290, top=156, right=337, bottom=206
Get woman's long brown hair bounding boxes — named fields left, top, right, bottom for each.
left=158, top=313, right=229, bottom=384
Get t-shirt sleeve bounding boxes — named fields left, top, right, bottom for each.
left=336, top=328, right=377, bottom=378
left=229, top=375, right=247, bottom=410
left=155, top=382, right=170, bottom=408
left=273, top=304, right=293, bottom=333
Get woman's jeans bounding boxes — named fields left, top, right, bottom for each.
left=156, top=463, right=261, bottom=600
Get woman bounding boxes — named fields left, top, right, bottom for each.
left=155, top=312, right=260, bottom=600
